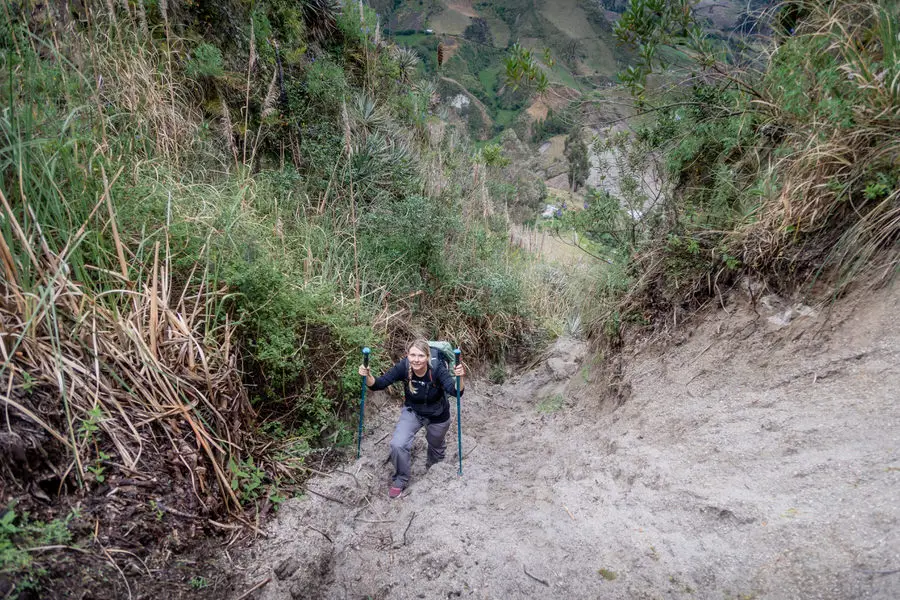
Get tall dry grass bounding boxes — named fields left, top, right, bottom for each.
left=737, top=0, right=900, bottom=290
left=0, top=3, right=277, bottom=515
left=0, top=190, right=248, bottom=510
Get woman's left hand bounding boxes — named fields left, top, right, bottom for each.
left=453, top=363, right=466, bottom=378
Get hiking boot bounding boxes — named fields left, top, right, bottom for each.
left=425, top=458, right=443, bottom=470
left=388, top=486, right=404, bottom=499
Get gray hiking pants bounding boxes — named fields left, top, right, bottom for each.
left=389, top=407, right=451, bottom=488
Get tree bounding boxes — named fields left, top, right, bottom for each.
left=463, top=18, right=493, bottom=46
left=613, top=0, right=705, bottom=100
left=564, top=127, right=590, bottom=192
left=560, top=39, right=580, bottom=65
left=503, top=43, right=549, bottom=95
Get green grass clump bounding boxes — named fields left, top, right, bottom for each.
left=598, top=568, right=618, bottom=580
left=1, top=505, right=76, bottom=596
left=537, top=394, right=565, bottom=413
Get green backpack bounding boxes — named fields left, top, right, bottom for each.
left=427, top=340, right=454, bottom=371
left=426, top=341, right=455, bottom=400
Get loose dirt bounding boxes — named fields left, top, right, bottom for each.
left=228, top=282, right=899, bottom=599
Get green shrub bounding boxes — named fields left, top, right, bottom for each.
left=531, top=108, right=572, bottom=143
left=335, top=2, right=380, bottom=51
left=359, top=194, right=451, bottom=292
left=1, top=505, right=76, bottom=595
left=185, top=43, right=224, bottom=78
left=303, top=57, right=350, bottom=117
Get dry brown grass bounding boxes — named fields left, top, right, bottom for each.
left=1, top=181, right=250, bottom=511
left=575, top=0, right=898, bottom=341
left=737, top=0, right=900, bottom=291
left=98, top=36, right=200, bottom=163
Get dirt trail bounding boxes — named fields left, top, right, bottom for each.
left=230, top=283, right=900, bottom=599
left=439, top=76, right=493, bottom=129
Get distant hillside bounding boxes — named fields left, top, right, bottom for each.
left=377, top=0, right=624, bottom=140
left=379, top=0, right=776, bottom=141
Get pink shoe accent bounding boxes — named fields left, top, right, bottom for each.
left=388, top=486, right=403, bottom=498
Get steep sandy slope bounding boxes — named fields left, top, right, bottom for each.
left=229, top=282, right=899, bottom=599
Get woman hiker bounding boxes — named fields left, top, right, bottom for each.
left=359, top=339, right=466, bottom=498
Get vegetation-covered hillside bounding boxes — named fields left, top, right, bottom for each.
left=0, top=0, right=546, bottom=596
left=558, top=0, right=899, bottom=339
left=1, top=0, right=897, bottom=597
left=377, top=0, right=777, bottom=141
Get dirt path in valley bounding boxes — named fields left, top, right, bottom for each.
left=228, top=282, right=900, bottom=599
left=439, top=76, right=493, bottom=129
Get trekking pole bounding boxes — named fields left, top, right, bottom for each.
left=454, top=348, right=463, bottom=476
left=357, top=347, right=370, bottom=459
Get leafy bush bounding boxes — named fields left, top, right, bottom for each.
left=1, top=505, right=76, bottom=595
left=303, top=57, right=350, bottom=117
left=335, top=2, right=379, bottom=47
left=359, top=194, right=451, bottom=291
left=578, top=0, right=900, bottom=337
left=185, top=43, right=224, bottom=78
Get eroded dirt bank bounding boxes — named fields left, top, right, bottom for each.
left=228, top=283, right=899, bottom=599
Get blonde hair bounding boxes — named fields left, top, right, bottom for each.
left=406, top=338, right=431, bottom=392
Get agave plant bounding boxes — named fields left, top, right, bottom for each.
left=394, top=47, right=421, bottom=83
left=349, top=132, right=418, bottom=203
left=350, top=93, right=390, bottom=139
left=414, top=80, right=439, bottom=111
left=299, top=0, right=341, bottom=45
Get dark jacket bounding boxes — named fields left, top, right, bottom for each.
left=368, top=357, right=462, bottom=422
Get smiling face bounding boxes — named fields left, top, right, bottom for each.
left=407, top=346, right=429, bottom=374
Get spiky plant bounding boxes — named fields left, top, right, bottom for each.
left=414, top=80, right=439, bottom=109
left=347, top=132, right=418, bottom=204
left=349, top=93, right=390, bottom=139
left=394, top=46, right=421, bottom=83
left=299, top=0, right=341, bottom=45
